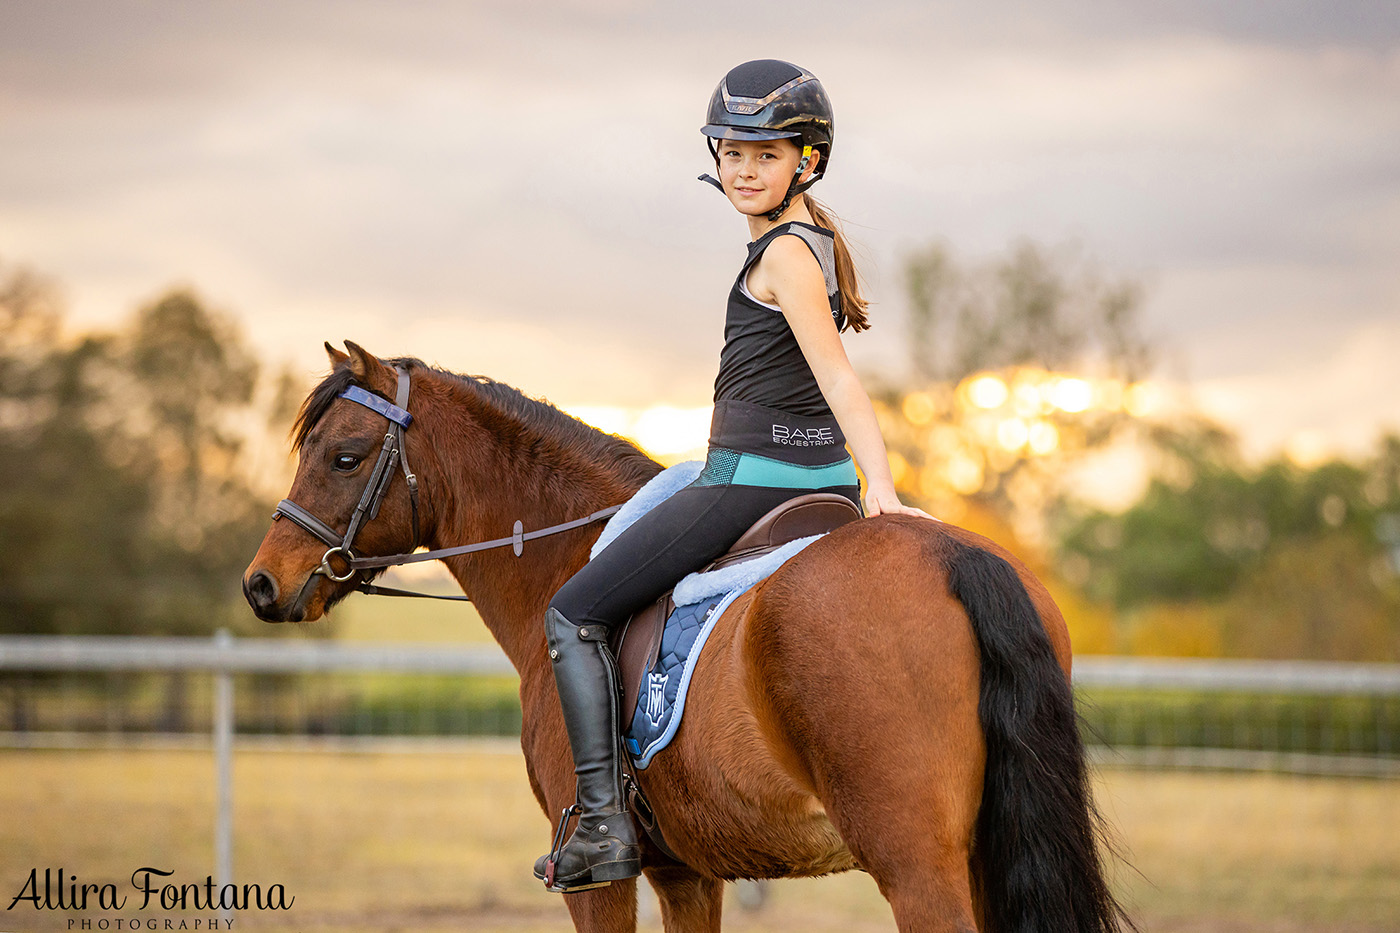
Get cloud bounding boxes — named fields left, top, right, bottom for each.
left=0, top=0, right=1397, bottom=457
left=1192, top=319, right=1400, bottom=460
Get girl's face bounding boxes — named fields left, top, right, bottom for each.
left=717, top=138, right=818, bottom=217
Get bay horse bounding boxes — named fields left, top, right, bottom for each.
left=243, top=343, right=1132, bottom=933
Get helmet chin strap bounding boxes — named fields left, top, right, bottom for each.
left=763, top=146, right=816, bottom=221
left=698, top=145, right=819, bottom=220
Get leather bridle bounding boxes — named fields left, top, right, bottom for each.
left=271, top=366, right=621, bottom=601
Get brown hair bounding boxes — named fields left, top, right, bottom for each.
left=803, top=193, right=870, bottom=332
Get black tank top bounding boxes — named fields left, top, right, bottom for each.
left=712, top=221, right=846, bottom=418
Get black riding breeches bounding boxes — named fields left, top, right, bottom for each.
left=549, top=399, right=861, bottom=632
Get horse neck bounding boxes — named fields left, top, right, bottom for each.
left=413, top=376, right=654, bottom=670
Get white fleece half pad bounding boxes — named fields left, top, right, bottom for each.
left=589, top=461, right=703, bottom=559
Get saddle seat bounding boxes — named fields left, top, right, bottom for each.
left=609, top=492, right=861, bottom=728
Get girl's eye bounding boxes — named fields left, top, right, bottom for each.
left=333, top=453, right=363, bottom=472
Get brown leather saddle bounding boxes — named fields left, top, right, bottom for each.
left=608, top=492, right=862, bottom=727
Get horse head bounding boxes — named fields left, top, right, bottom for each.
left=243, top=341, right=427, bottom=622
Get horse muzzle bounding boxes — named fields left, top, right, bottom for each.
left=243, top=568, right=288, bottom=622
left=243, top=566, right=327, bottom=624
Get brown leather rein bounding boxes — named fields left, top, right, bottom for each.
left=271, top=367, right=621, bottom=602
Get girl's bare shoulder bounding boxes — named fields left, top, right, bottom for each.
left=750, top=231, right=824, bottom=297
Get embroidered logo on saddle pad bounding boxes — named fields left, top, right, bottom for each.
left=624, top=590, right=737, bottom=767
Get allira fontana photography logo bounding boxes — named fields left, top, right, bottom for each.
left=6, top=867, right=295, bottom=930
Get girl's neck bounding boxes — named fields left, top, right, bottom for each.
left=746, top=196, right=815, bottom=241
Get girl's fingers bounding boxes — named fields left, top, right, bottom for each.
left=863, top=497, right=940, bottom=521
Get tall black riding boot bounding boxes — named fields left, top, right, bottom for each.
left=533, top=607, right=641, bottom=893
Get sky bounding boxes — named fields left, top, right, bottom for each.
left=2, top=0, right=1398, bottom=466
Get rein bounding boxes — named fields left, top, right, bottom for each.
left=272, top=367, right=621, bottom=602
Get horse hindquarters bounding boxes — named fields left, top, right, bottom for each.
left=741, top=523, right=988, bottom=931
left=941, top=534, right=1134, bottom=933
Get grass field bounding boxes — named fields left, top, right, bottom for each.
left=0, top=745, right=1397, bottom=933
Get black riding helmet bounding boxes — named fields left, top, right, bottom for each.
left=699, top=59, right=834, bottom=221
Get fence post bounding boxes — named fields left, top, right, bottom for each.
left=213, top=628, right=233, bottom=926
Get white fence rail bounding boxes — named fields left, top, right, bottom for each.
left=1073, top=656, right=1400, bottom=695
left=0, top=633, right=515, bottom=674
left=4, top=634, right=1396, bottom=688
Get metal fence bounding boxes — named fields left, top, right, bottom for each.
left=1074, top=655, right=1400, bottom=778
left=3, top=635, right=1398, bottom=761
left=4, top=634, right=1397, bottom=930
left=2, top=633, right=1399, bottom=911
left=0, top=632, right=515, bottom=920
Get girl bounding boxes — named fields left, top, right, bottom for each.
left=536, top=58, right=931, bottom=893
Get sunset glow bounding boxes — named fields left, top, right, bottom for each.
left=566, top=404, right=712, bottom=459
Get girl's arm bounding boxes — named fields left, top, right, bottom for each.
left=750, top=237, right=936, bottom=519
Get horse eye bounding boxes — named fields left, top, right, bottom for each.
left=333, top=453, right=363, bottom=472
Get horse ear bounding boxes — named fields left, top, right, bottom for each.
left=343, top=341, right=396, bottom=396
left=324, top=342, right=350, bottom=369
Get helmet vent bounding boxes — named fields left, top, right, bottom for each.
left=724, top=59, right=803, bottom=100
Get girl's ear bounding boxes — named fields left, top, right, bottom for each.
left=800, top=148, right=821, bottom=182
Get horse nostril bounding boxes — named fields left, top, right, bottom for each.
left=244, top=570, right=279, bottom=611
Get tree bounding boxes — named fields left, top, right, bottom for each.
left=0, top=266, right=152, bottom=634
left=0, top=262, right=282, bottom=638
left=1052, top=423, right=1400, bottom=661
left=901, top=239, right=1151, bottom=386
left=114, top=290, right=269, bottom=636
left=871, top=239, right=1156, bottom=540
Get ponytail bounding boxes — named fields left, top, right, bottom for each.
left=803, top=193, right=870, bottom=332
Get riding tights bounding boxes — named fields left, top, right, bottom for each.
left=549, top=399, right=861, bottom=630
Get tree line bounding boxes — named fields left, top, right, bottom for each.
left=2, top=247, right=1396, bottom=661
left=0, top=261, right=293, bottom=637
left=885, top=239, right=1400, bottom=662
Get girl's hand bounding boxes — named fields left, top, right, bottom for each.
left=864, top=486, right=940, bottom=521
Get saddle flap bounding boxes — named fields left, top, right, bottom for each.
left=613, top=595, right=670, bottom=726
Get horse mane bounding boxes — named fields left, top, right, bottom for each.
left=292, top=358, right=662, bottom=491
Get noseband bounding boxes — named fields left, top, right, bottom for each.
left=271, top=366, right=621, bottom=600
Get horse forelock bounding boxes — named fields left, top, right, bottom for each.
left=291, top=358, right=661, bottom=492
left=290, top=356, right=425, bottom=453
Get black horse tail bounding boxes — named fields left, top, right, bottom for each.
left=943, top=536, right=1135, bottom=933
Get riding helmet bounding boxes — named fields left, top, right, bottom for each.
left=699, top=59, right=834, bottom=218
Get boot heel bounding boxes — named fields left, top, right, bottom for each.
left=590, top=853, right=641, bottom=882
